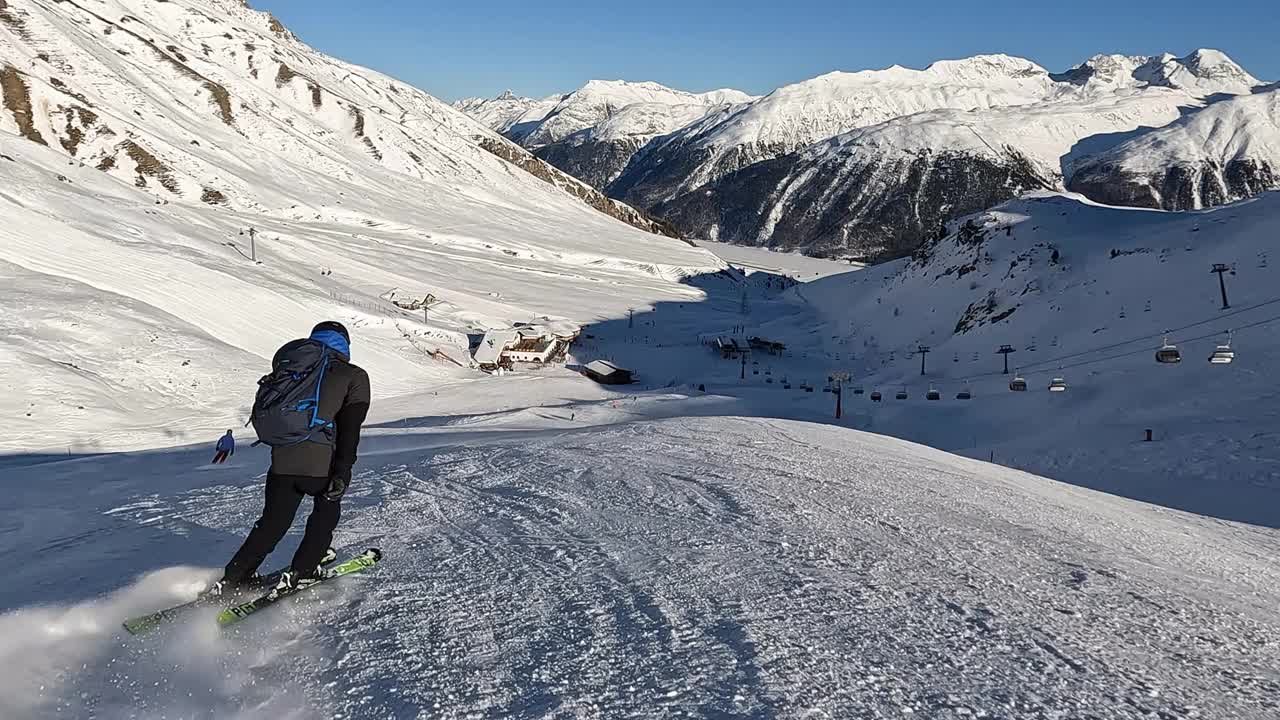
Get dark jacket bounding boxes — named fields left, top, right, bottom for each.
left=269, top=343, right=371, bottom=481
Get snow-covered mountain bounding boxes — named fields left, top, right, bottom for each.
left=0, top=0, right=671, bottom=235
left=638, top=50, right=1268, bottom=259
left=451, top=89, right=561, bottom=140
left=1051, top=49, right=1261, bottom=96
left=609, top=55, right=1062, bottom=209
left=458, top=50, right=1271, bottom=260
left=458, top=80, right=757, bottom=191
left=655, top=89, right=1197, bottom=259
left=1069, top=87, right=1280, bottom=209
left=0, top=0, right=720, bottom=451
left=518, top=80, right=754, bottom=148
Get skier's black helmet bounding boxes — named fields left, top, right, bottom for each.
left=311, top=320, right=350, bottom=343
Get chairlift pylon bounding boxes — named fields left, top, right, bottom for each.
left=1155, top=334, right=1182, bottom=364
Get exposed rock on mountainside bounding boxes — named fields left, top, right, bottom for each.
left=1069, top=88, right=1280, bottom=209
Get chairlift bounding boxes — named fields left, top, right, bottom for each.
left=926, top=385, right=941, bottom=401
left=895, top=388, right=909, bottom=400
left=1209, top=331, right=1235, bottom=365
left=1009, top=372, right=1028, bottom=392
left=1155, top=334, right=1182, bottom=364
left=956, top=387, right=973, bottom=400
left=870, top=390, right=883, bottom=402
left=1049, top=375, right=1068, bottom=393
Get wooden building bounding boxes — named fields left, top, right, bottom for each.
left=583, top=360, right=633, bottom=385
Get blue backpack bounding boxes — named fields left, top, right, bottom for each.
left=248, top=339, right=337, bottom=447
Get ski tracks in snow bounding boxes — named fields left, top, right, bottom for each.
left=8, top=417, right=1280, bottom=718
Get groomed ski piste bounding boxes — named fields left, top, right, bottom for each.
left=8, top=398, right=1280, bottom=719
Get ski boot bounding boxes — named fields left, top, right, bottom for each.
left=269, top=566, right=326, bottom=600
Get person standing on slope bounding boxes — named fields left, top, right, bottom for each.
left=211, top=430, right=235, bottom=464
left=208, top=321, right=371, bottom=597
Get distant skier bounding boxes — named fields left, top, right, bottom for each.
left=206, top=321, right=371, bottom=597
left=211, top=430, right=235, bottom=464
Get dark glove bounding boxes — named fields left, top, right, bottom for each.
left=323, top=468, right=350, bottom=502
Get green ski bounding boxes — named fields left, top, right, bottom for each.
left=217, top=548, right=382, bottom=627
left=123, top=548, right=339, bottom=636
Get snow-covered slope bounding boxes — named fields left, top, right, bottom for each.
left=1070, top=88, right=1280, bottom=209
left=656, top=89, right=1197, bottom=259
left=6, top=408, right=1280, bottom=718
left=0, top=0, right=722, bottom=451
left=778, top=191, right=1280, bottom=526
left=0, top=0, right=670, bottom=234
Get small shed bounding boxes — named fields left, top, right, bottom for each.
left=583, top=360, right=633, bottom=385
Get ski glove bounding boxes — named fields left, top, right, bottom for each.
left=324, top=468, right=350, bottom=502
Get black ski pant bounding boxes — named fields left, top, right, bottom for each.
left=223, top=472, right=339, bottom=583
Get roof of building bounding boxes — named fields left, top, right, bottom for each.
left=473, top=329, right=518, bottom=366
left=584, top=360, right=629, bottom=376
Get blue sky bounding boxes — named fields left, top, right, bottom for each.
left=257, top=0, right=1277, bottom=101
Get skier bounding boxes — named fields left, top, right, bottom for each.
left=207, top=321, right=371, bottom=597
left=211, top=430, right=235, bottom=464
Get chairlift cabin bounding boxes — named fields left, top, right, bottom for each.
left=895, top=388, right=909, bottom=400
left=852, top=385, right=865, bottom=395
left=1009, top=374, right=1028, bottom=392
left=870, top=390, right=883, bottom=402
left=956, top=388, right=973, bottom=400
left=1049, top=376, right=1068, bottom=393
left=1209, top=332, right=1235, bottom=365
left=1155, top=335, right=1182, bottom=364
left=926, top=386, right=941, bottom=401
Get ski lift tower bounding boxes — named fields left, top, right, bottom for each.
left=831, top=371, right=850, bottom=419
left=998, top=344, right=1017, bottom=374
left=1211, top=263, right=1234, bottom=309
left=917, top=345, right=931, bottom=375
